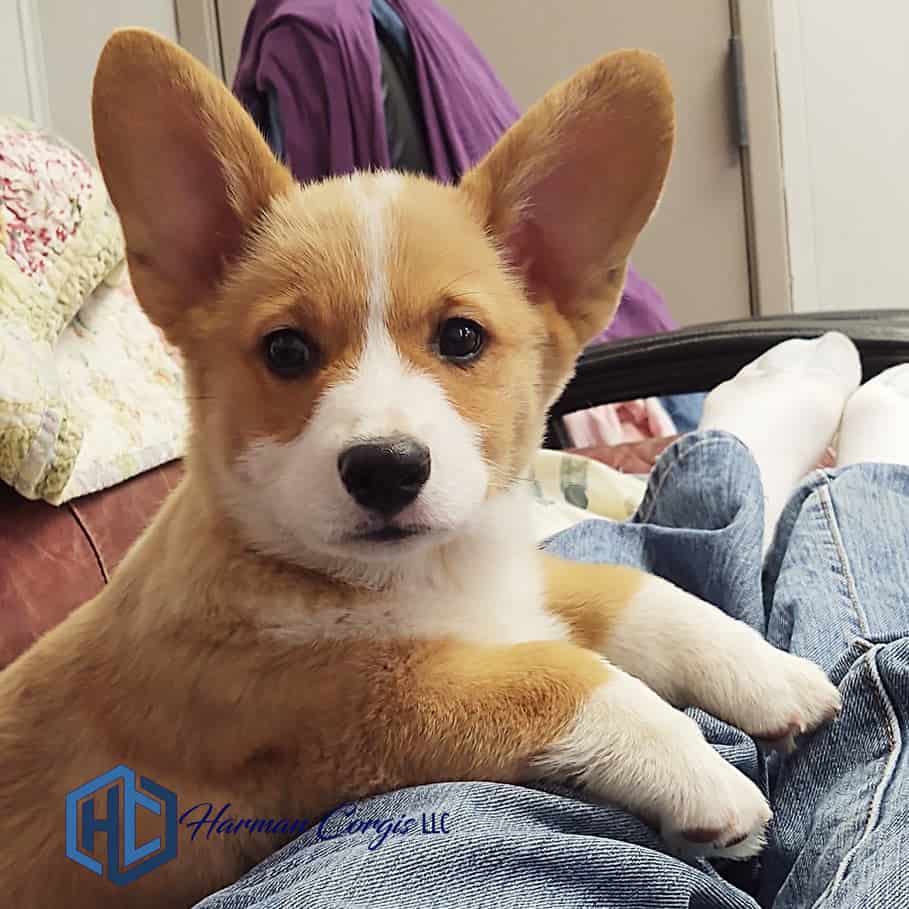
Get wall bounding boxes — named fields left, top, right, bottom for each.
left=774, top=1, right=909, bottom=312
left=1, top=0, right=178, bottom=160
left=1, top=2, right=47, bottom=125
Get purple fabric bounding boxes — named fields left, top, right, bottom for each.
left=233, top=0, right=676, bottom=341
left=390, top=0, right=518, bottom=182
left=234, top=0, right=389, bottom=181
left=595, top=267, right=678, bottom=344
left=233, top=0, right=518, bottom=183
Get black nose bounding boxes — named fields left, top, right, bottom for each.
left=338, top=437, right=431, bottom=517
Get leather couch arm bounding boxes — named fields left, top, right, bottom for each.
left=0, top=462, right=182, bottom=667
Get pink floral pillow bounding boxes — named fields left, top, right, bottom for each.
left=0, top=115, right=124, bottom=344
left=1, top=116, right=125, bottom=502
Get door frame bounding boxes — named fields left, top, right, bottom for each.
left=174, top=0, right=224, bottom=77
left=734, top=0, right=791, bottom=316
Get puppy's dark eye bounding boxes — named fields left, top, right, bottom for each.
left=263, top=328, right=313, bottom=378
left=438, top=317, right=485, bottom=363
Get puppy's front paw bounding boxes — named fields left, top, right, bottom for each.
left=536, top=672, right=772, bottom=861
left=659, top=716, right=772, bottom=860
left=730, top=646, right=841, bottom=752
left=606, top=576, right=840, bottom=755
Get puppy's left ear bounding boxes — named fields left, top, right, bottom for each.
left=460, top=50, right=674, bottom=347
left=92, top=28, right=293, bottom=342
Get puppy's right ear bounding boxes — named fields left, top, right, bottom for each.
left=92, top=29, right=292, bottom=341
left=460, top=50, right=674, bottom=350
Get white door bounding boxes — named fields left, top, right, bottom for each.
left=774, top=0, right=909, bottom=313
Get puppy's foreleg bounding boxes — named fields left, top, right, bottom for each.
left=541, top=554, right=841, bottom=749
left=408, top=639, right=770, bottom=859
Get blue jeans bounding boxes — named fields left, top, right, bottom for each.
left=195, top=431, right=909, bottom=909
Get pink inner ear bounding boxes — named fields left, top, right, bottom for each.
left=505, top=207, right=581, bottom=310
left=140, top=127, right=245, bottom=292
left=491, top=91, right=666, bottom=318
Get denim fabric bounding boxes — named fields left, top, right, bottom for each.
left=195, top=431, right=908, bottom=908
left=759, top=464, right=909, bottom=908
left=659, top=391, right=707, bottom=434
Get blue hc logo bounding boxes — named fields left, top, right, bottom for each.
left=65, top=765, right=178, bottom=885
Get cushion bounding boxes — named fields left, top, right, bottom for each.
left=54, top=269, right=187, bottom=501
left=0, top=116, right=124, bottom=344
left=529, top=449, right=647, bottom=540
left=0, top=116, right=125, bottom=502
left=0, top=117, right=186, bottom=503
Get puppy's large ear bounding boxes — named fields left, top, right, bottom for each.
left=461, top=50, right=674, bottom=347
left=92, top=29, right=292, bottom=340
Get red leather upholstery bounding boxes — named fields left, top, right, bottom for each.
left=0, top=461, right=182, bottom=667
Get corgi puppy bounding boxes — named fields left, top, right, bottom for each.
left=0, top=30, right=840, bottom=908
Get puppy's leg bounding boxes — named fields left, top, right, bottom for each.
left=542, top=554, right=841, bottom=750
left=410, top=640, right=770, bottom=859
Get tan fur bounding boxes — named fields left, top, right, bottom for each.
left=1, top=28, right=833, bottom=906
left=542, top=555, right=645, bottom=650
left=0, top=477, right=619, bottom=905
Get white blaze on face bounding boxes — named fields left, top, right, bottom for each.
left=229, top=174, right=490, bottom=566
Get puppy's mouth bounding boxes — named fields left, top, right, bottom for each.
left=344, top=523, right=433, bottom=544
